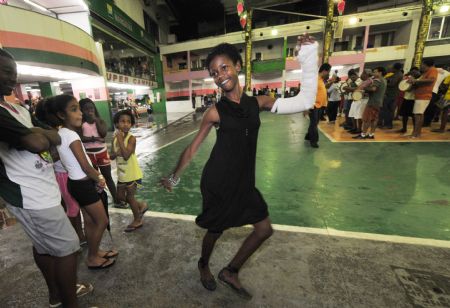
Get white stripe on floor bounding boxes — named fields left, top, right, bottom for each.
left=108, top=208, right=450, bottom=248
left=152, top=129, right=199, bottom=153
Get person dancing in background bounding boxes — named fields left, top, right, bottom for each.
left=161, top=34, right=318, bottom=300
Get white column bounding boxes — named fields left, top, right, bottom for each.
left=404, top=15, right=421, bottom=71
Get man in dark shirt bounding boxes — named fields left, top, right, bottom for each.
left=378, top=62, right=403, bottom=129
left=354, top=67, right=387, bottom=139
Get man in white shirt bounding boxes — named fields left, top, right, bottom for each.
left=0, top=49, right=90, bottom=307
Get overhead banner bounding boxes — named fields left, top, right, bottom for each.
left=106, top=72, right=158, bottom=88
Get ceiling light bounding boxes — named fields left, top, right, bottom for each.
left=292, top=69, right=302, bottom=73
left=107, top=82, right=150, bottom=90
left=203, top=77, right=214, bottom=82
left=332, top=65, right=344, bottom=71
left=348, top=16, right=358, bottom=25
left=17, top=64, right=92, bottom=81
left=440, top=5, right=450, bottom=13
left=271, top=29, right=278, bottom=36
left=23, top=0, right=50, bottom=12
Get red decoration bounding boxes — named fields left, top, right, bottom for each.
left=337, top=0, right=346, bottom=16
left=237, top=3, right=244, bottom=15
left=240, top=17, right=247, bottom=28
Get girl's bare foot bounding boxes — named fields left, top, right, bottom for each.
left=198, top=258, right=217, bottom=291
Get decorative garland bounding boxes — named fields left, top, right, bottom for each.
left=337, top=0, right=346, bottom=16
left=237, top=0, right=247, bottom=28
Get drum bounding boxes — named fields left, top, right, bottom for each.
left=339, top=82, right=349, bottom=93
left=398, top=79, right=412, bottom=92
left=352, top=90, right=363, bottom=101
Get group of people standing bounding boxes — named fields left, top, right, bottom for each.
left=0, top=49, right=146, bottom=306
left=316, top=59, right=449, bottom=142
left=2, top=34, right=319, bottom=306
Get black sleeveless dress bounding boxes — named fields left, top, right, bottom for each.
left=196, top=93, right=269, bottom=232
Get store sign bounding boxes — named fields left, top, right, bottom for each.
left=86, top=0, right=156, bottom=52
left=106, top=72, right=158, bottom=88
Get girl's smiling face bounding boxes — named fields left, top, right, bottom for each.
left=208, top=55, right=241, bottom=93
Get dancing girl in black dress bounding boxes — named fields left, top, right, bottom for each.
left=161, top=34, right=319, bottom=300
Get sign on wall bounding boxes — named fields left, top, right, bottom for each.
left=106, top=72, right=158, bottom=88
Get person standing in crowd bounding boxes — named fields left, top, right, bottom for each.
left=192, top=91, right=196, bottom=109
left=39, top=95, right=118, bottom=269
left=423, top=67, right=449, bottom=127
left=342, top=69, right=361, bottom=130
left=79, top=98, right=120, bottom=208
left=161, top=35, right=318, bottom=299
left=0, top=49, right=92, bottom=308
left=111, top=110, right=148, bottom=232
left=398, top=67, right=421, bottom=134
left=431, top=74, right=450, bottom=133
left=305, top=63, right=331, bottom=148
left=354, top=67, right=387, bottom=140
left=327, top=75, right=341, bottom=124
left=349, top=69, right=372, bottom=135
left=378, top=63, right=404, bottom=129
left=34, top=101, right=87, bottom=245
left=409, top=59, right=438, bottom=138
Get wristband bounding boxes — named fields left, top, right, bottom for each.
left=168, top=174, right=180, bottom=186
left=98, top=174, right=105, bottom=181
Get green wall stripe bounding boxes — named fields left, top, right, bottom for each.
left=94, top=100, right=114, bottom=131
left=5, top=48, right=100, bottom=74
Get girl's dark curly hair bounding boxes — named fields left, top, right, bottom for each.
left=113, top=109, right=135, bottom=127
left=34, top=95, right=76, bottom=128
left=205, top=43, right=243, bottom=71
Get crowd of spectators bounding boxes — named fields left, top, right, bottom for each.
left=105, top=56, right=154, bottom=80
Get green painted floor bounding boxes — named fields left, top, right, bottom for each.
left=135, top=113, right=450, bottom=241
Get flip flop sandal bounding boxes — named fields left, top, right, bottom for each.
left=124, top=224, right=143, bottom=232
left=49, top=282, right=94, bottom=307
left=87, top=258, right=116, bottom=270
left=198, top=258, right=217, bottom=291
left=218, top=267, right=252, bottom=300
left=100, top=250, right=119, bottom=259
left=76, top=283, right=94, bottom=298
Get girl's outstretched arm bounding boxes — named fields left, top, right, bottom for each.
left=161, top=106, right=219, bottom=191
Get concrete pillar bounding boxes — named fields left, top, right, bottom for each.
left=360, top=25, right=370, bottom=73
left=282, top=36, right=288, bottom=95
left=404, top=17, right=421, bottom=71
left=187, top=50, right=192, bottom=102
left=413, top=0, right=433, bottom=67
left=38, top=82, right=57, bottom=98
